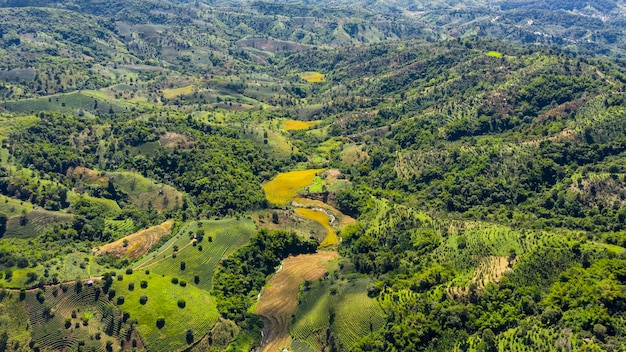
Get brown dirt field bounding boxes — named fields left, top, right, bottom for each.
left=92, top=220, right=174, bottom=260
left=159, top=132, right=194, bottom=149
left=66, top=166, right=109, bottom=186
left=255, top=251, right=339, bottom=352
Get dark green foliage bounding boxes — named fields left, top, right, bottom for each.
left=212, top=229, right=316, bottom=327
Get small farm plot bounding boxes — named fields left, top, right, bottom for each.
left=290, top=278, right=385, bottom=351
left=134, top=218, right=256, bottom=290
left=25, top=283, right=125, bottom=352
left=94, top=220, right=174, bottom=260
left=111, top=272, right=219, bottom=351
left=294, top=208, right=338, bottom=247
left=283, top=119, right=320, bottom=131
left=254, top=251, right=339, bottom=352
left=299, top=72, right=325, bottom=83
left=263, top=169, right=324, bottom=205
left=4, top=209, right=73, bottom=239
left=108, top=171, right=184, bottom=212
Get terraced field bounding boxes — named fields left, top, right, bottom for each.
left=291, top=278, right=385, bottom=351
left=25, top=283, right=124, bottom=352
left=295, top=208, right=338, bottom=247
left=108, top=171, right=183, bottom=212
left=262, top=169, right=324, bottom=205
left=4, top=209, right=73, bottom=239
left=94, top=220, right=174, bottom=260
left=134, top=218, right=256, bottom=290
left=255, top=251, right=339, bottom=352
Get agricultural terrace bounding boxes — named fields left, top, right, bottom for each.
left=293, top=198, right=356, bottom=229
left=294, top=208, right=339, bottom=247
left=283, top=119, right=320, bottom=131
left=93, top=220, right=174, bottom=260
left=291, top=278, right=385, bottom=351
left=255, top=251, right=339, bottom=352
left=133, top=218, right=256, bottom=290
left=262, top=169, right=324, bottom=205
left=299, top=72, right=325, bottom=83
left=107, top=171, right=183, bottom=212
left=25, top=284, right=126, bottom=352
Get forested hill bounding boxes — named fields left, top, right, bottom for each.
left=0, top=0, right=626, bottom=351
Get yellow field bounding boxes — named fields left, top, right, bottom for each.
left=93, top=220, right=174, bottom=259
left=162, top=85, right=194, bottom=99
left=255, top=251, right=339, bottom=352
left=293, top=197, right=356, bottom=228
left=262, top=169, right=324, bottom=205
left=299, top=72, right=325, bottom=83
left=295, top=208, right=339, bottom=246
left=283, top=119, right=320, bottom=131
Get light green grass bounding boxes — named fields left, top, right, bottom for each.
left=112, top=273, right=219, bottom=351
left=485, top=51, right=503, bottom=58
left=0, top=194, right=33, bottom=217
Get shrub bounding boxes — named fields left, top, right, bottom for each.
left=156, top=317, right=165, bottom=329
left=177, top=299, right=186, bottom=308
left=117, top=296, right=125, bottom=305
left=186, top=329, right=194, bottom=344
left=125, top=268, right=133, bottom=275
left=140, top=280, right=148, bottom=289
left=144, top=270, right=150, bottom=275
left=171, top=277, right=179, bottom=284
left=117, top=274, right=123, bottom=281
left=180, top=261, right=186, bottom=271
left=128, top=282, right=135, bottom=291
left=179, top=280, right=187, bottom=287
left=139, top=296, right=148, bottom=305
left=194, top=275, right=200, bottom=284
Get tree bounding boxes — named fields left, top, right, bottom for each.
left=186, top=329, right=194, bottom=344
left=0, top=213, right=7, bottom=236
left=156, top=317, right=165, bottom=329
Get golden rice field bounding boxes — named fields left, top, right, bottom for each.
left=299, top=72, right=325, bottom=83
left=263, top=169, right=324, bottom=205
left=295, top=208, right=339, bottom=247
left=283, top=119, right=320, bottom=131
left=162, top=85, right=194, bottom=99
left=293, top=198, right=356, bottom=228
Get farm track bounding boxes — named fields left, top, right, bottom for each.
left=255, top=251, right=339, bottom=352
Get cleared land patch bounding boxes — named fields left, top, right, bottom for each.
left=255, top=251, right=339, bottom=352
left=162, top=85, right=194, bottom=99
left=283, top=119, right=320, bottom=131
left=93, top=220, right=174, bottom=259
left=299, top=72, right=325, bottom=83
left=263, top=169, right=324, bottom=205
left=66, top=166, right=109, bottom=186
left=294, top=208, right=338, bottom=247
left=293, top=198, right=356, bottom=229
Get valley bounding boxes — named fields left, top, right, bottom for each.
left=0, top=0, right=626, bottom=351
